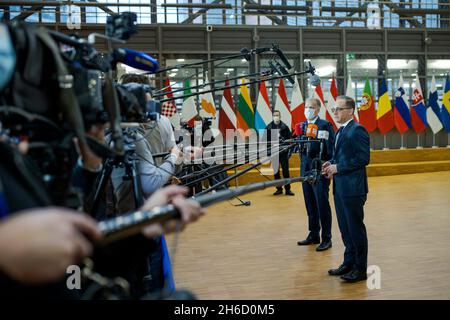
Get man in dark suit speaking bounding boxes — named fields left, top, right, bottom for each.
left=322, top=96, right=370, bottom=283
left=297, top=98, right=335, bottom=252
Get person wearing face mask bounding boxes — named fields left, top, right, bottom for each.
left=296, top=98, right=335, bottom=252
left=265, top=110, right=293, bottom=196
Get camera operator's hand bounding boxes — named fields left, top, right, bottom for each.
left=74, top=124, right=106, bottom=172
left=140, top=185, right=205, bottom=238
left=170, top=145, right=183, bottom=162
left=0, top=208, right=101, bottom=285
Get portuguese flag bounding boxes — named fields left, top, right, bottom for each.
left=359, top=76, right=377, bottom=133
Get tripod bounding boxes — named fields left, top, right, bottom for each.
left=90, top=147, right=144, bottom=216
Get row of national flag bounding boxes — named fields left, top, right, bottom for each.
left=161, top=74, right=450, bottom=136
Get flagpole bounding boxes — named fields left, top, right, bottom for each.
left=383, top=135, right=389, bottom=150
left=400, top=134, right=406, bottom=149
left=416, top=134, right=423, bottom=149
left=448, top=133, right=450, bottom=148
left=432, top=133, right=438, bottom=149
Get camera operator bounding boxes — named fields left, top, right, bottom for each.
left=0, top=23, right=205, bottom=300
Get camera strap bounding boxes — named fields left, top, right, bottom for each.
left=34, top=28, right=88, bottom=147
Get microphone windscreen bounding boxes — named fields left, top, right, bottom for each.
left=310, top=74, right=321, bottom=87
left=122, top=48, right=159, bottom=73
left=306, top=123, right=318, bottom=138
left=317, top=130, right=330, bottom=140
left=294, top=123, right=303, bottom=136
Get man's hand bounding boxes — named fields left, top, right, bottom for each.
left=322, top=163, right=338, bottom=179
left=170, top=145, right=183, bottom=160
left=74, top=124, right=107, bottom=171
left=140, top=185, right=205, bottom=238
left=0, top=208, right=101, bottom=285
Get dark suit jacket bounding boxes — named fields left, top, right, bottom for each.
left=331, top=120, right=370, bottom=197
left=300, top=117, right=335, bottom=176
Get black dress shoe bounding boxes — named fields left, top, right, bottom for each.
left=341, top=269, right=367, bottom=283
left=285, top=190, right=295, bottom=196
left=316, top=240, right=332, bottom=252
left=297, top=236, right=320, bottom=246
left=273, top=189, right=283, bottom=195
left=328, top=264, right=353, bottom=276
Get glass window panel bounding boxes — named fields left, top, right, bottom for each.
left=163, top=57, right=207, bottom=109
left=347, top=59, right=378, bottom=78
left=41, top=7, right=56, bottom=23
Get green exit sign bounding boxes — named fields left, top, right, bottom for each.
left=346, top=53, right=355, bottom=60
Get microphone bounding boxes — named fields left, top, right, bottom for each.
left=272, top=44, right=292, bottom=70
left=317, top=130, right=329, bottom=161
left=294, top=123, right=303, bottom=137
left=113, top=48, right=159, bottom=73
left=305, top=123, right=318, bottom=139
left=305, top=123, right=318, bottom=156
left=310, top=74, right=321, bottom=87
left=306, top=61, right=321, bottom=86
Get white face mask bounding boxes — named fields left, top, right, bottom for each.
left=304, top=107, right=316, bottom=120
left=273, top=116, right=280, bottom=124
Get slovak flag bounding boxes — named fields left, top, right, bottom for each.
left=410, top=75, right=428, bottom=134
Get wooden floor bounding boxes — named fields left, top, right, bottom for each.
left=166, top=171, right=450, bottom=300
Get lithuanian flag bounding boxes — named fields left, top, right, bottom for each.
left=236, top=79, right=255, bottom=131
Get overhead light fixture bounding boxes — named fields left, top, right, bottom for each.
left=227, top=68, right=234, bottom=72
left=177, top=58, right=185, bottom=62
left=172, top=69, right=179, bottom=72
left=241, top=59, right=246, bottom=63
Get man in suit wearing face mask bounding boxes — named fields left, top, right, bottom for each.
left=297, top=98, right=335, bottom=251
left=265, top=110, right=294, bottom=196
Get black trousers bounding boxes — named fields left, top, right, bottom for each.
left=274, top=154, right=290, bottom=191
left=334, top=193, right=368, bottom=272
left=301, top=176, right=332, bottom=241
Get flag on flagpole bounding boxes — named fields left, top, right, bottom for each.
left=181, top=79, right=198, bottom=127
left=346, top=74, right=359, bottom=122
left=274, top=79, right=292, bottom=129
left=377, top=77, right=394, bottom=135
left=255, top=80, right=272, bottom=133
left=199, top=75, right=218, bottom=128
left=358, top=77, right=377, bottom=132
left=442, top=75, right=450, bottom=133
left=393, top=74, right=412, bottom=134
left=290, top=76, right=306, bottom=128
left=325, top=75, right=340, bottom=131
left=236, top=79, right=255, bottom=132
left=313, top=82, right=327, bottom=120
left=427, top=75, right=443, bottom=134
left=410, top=75, right=428, bottom=134
left=161, top=78, right=181, bottom=129
left=219, top=79, right=237, bottom=136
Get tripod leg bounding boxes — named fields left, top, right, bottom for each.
left=127, top=158, right=144, bottom=208
left=91, top=159, right=114, bottom=214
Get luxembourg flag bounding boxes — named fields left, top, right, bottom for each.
left=427, top=75, right=443, bottom=134
left=410, top=75, right=428, bottom=134
left=255, top=80, right=272, bottom=134
left=393, top=74, right=412, bottom=134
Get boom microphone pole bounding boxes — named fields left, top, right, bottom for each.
left=159, top=68, right=315, bottom=103
left=97, top=171, right=318, bottom=246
